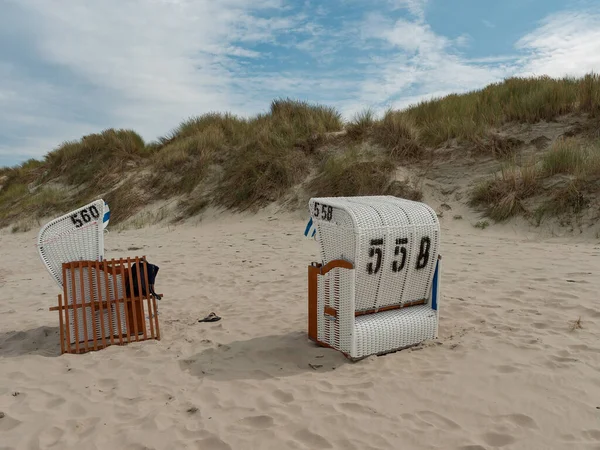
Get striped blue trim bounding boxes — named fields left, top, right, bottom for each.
left=304, top=217, right=316, bottom=238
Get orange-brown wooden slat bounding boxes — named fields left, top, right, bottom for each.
left=57, top=294, right=65, bottom=354
left=70, top=263, right=80, bottom=353
left=111, top=259, right=126, bottom=345
left=101, top=260, right=116, bottom=346
left=77, top=260, right=90, bottom=352
left=94, top=260, right=108, bottom=348
left=85, top=261, right=99, bottom=351
left=61, top=265, right=72, bottom=354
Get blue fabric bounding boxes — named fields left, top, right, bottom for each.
left=431, top=260, right=439, bottom=311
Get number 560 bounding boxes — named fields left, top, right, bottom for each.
left=70, top=205, right=100, bottom=228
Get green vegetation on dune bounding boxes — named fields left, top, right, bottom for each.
left=469, top=136, right=600, bottom=222
left=1, top=74, right=600, bottom=231
left=404, top=73, right=600, bottom=146
left=308, top=148, right=422, bottom=200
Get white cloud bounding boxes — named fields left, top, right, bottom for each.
left=3, top=0, right=301, bottom=148
left=346, top=7, right=600, bottom=115
left=2, top=1, right=600, bottom=166
left=350, top=14, right=511, bottom=112
left=388, top=0, right=429, bottom=21
left=516, top=10, right=600, bottom=77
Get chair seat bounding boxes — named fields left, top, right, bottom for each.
left=353, top=305, right=438, bottom=359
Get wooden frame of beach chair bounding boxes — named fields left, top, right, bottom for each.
left=49, top=256, right=162, bottom=354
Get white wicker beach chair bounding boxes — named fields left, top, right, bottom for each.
left=307, top=195, right=441, bottom=360
left=38, top=199, right=129, bottom=349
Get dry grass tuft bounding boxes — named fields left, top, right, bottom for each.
left=578, top=73, right=600, bottom=117
left=102, top=183, right=146, bottom=225
left=46, top=129, right=147, bottom=189
left=569, top=316, right=583, bottom=331
left=346, top=108, right=376, bottom=140
left=214, top=141, right=310, bottom=211
left=469, top=158, right=540, bottom=221
left=307, top=148, right=422, bottom=199
left=470, top=136, right=600, bottom=221
left=371, top=110, right=422, bottom=159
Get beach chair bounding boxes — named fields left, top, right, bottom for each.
left=39, top=200, right=161, bottom=353
left=307, top=195, right=441, bottom=360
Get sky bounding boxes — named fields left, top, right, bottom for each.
left=1, top=0, right=600, bottom=167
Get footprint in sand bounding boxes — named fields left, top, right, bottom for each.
left=338, top=402, right=377, bottom=415
left=582, top=429, right=600, bottom=441
left=481, top=432, right=516, bottom=447
left=415, top=411, right=461, bottom=431
left=272, top=389, right=294, bottom=403
left=502, top=413, right=538, bottom=429
left=561, top=433, right=577, bottom=441
left=238, top=415, right=274, bottom=429
left=0, top=414, right=21, bottom=432
left=482, top=330, right=501, bottom=337
left=46, top=397, right=66, bottom=409
left=551, top=354, right=578, bottom=363
left=194, top=436, right=232, bottom=450
left=495, top=365, right=518, bottom=374
left=294, top=429, right=333, bottom=449
left=98, top=378, right=118, bottom=390
left=37, top=426, right=65, bottom=447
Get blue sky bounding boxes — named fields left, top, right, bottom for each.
left=1, top=0, right=600, bottom=167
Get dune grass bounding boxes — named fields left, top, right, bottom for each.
left=469, top=137, right=600, bottom=221
left=346, top=108, right=376, bottom=140
left=1, top=74, right=600, bottom=229
left=215, top=139, right=310, bottom=211
left=403, top=73, right=600, bottom=147
left=45, top=129, right=148, bottom=188
left=469, top=159, right=540, bottom=221
left=307, top=147, right=422, bottom=200
left=541, top=136, right=600, bottom=177
left=212, top=99, right=343, bottom=211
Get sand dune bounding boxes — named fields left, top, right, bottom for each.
left=1, top=210, right=600, bottom=450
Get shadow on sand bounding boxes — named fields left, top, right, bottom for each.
left=0, top=326, right=62, bottom=357
left=179, top=331, right=351, bottom=381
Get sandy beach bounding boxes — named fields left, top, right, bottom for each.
left=1, top=208, right=600, bottom=450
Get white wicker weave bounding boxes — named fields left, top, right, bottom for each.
left=37, top=199, right=106, bottom=289
left=317, top=265, right=356, bottom=355
left=309, top=195, right=441, bottom=359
